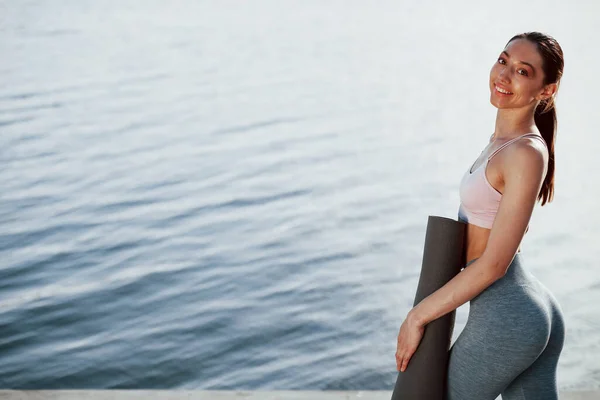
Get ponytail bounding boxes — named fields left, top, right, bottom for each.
left=507, top=32, right=563, bottom=206
left=534, top=99, right=556, bottom=206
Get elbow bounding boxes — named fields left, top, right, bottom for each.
left=481, top=254, right=509, bottom=281
left=492, top=265, right=508, bottom=280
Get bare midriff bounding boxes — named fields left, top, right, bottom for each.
left=464, top=222, right=521, bottom=266
left=464, top=223, right=490, bottom=265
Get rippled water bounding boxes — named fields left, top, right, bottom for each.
left=1, top=0, right=599, bottom=391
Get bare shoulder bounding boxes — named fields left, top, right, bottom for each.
left=522, top=135, right=549, bottom=158
left=504, top=137, right=548, bottom=181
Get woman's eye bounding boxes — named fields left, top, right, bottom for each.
left=518, top=69, right=529, bottom=76
left=497, top=58, right=506, bottom=64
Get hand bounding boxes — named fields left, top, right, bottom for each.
left=395, top=311, right=425, bottom=372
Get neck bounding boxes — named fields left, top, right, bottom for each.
left=493, top=104, right=538, bottom=140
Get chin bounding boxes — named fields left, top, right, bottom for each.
left=489, top=95, right=501, bottom=109
left=489, top=93, right=513, bottom=110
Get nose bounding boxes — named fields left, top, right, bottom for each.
left=497, top=66, right=511, bottom=84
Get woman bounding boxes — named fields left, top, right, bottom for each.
left=395, top=32, right=566, bottom=399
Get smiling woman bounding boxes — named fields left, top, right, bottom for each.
left=394, top=32, right=566, bottom=400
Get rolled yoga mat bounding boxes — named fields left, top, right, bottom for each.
left=391, top=215, right=466, bottom=400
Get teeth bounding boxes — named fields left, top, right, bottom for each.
left=496, top=85, right=512, bottom=94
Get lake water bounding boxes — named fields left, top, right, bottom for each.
left=1, top=0, right=599, bottom=391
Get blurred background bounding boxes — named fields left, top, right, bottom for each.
left=1, top=0, right=598, bottom=391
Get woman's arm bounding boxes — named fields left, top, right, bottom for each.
left=409, top=142, right=548, bottom=326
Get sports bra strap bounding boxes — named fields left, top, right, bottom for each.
left=487, top=133, right=546, bottom=161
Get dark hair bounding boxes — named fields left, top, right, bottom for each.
left=506, top=32, right=564, bottom=206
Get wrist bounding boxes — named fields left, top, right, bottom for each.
left=408, top=306, right=427, bottom=327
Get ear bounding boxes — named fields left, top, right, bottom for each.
left=537, top=82, right=558, bottom=102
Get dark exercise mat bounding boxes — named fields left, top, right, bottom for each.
left=391, top=215, right=466, bottom=400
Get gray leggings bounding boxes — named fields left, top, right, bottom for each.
left=446, top=253, right=565, bottom=399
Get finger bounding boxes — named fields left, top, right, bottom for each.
left=401, top=354, right=411, bottom=372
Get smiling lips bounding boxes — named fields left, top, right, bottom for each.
left=495, top=85, right=513, bottom=95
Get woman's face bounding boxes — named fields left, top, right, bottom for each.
left=489, top=38, right=553, bottom=110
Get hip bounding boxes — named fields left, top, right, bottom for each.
left=465, top=253, right=561, bottom=325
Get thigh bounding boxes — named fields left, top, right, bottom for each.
left=446, top=310, right=548, bottom=400
left=446, top=325, right=514, bottom=399
left=500, top=354, right=560, bottom=400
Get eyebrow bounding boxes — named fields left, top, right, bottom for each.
left=502, top=51, right=536, bottom=71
